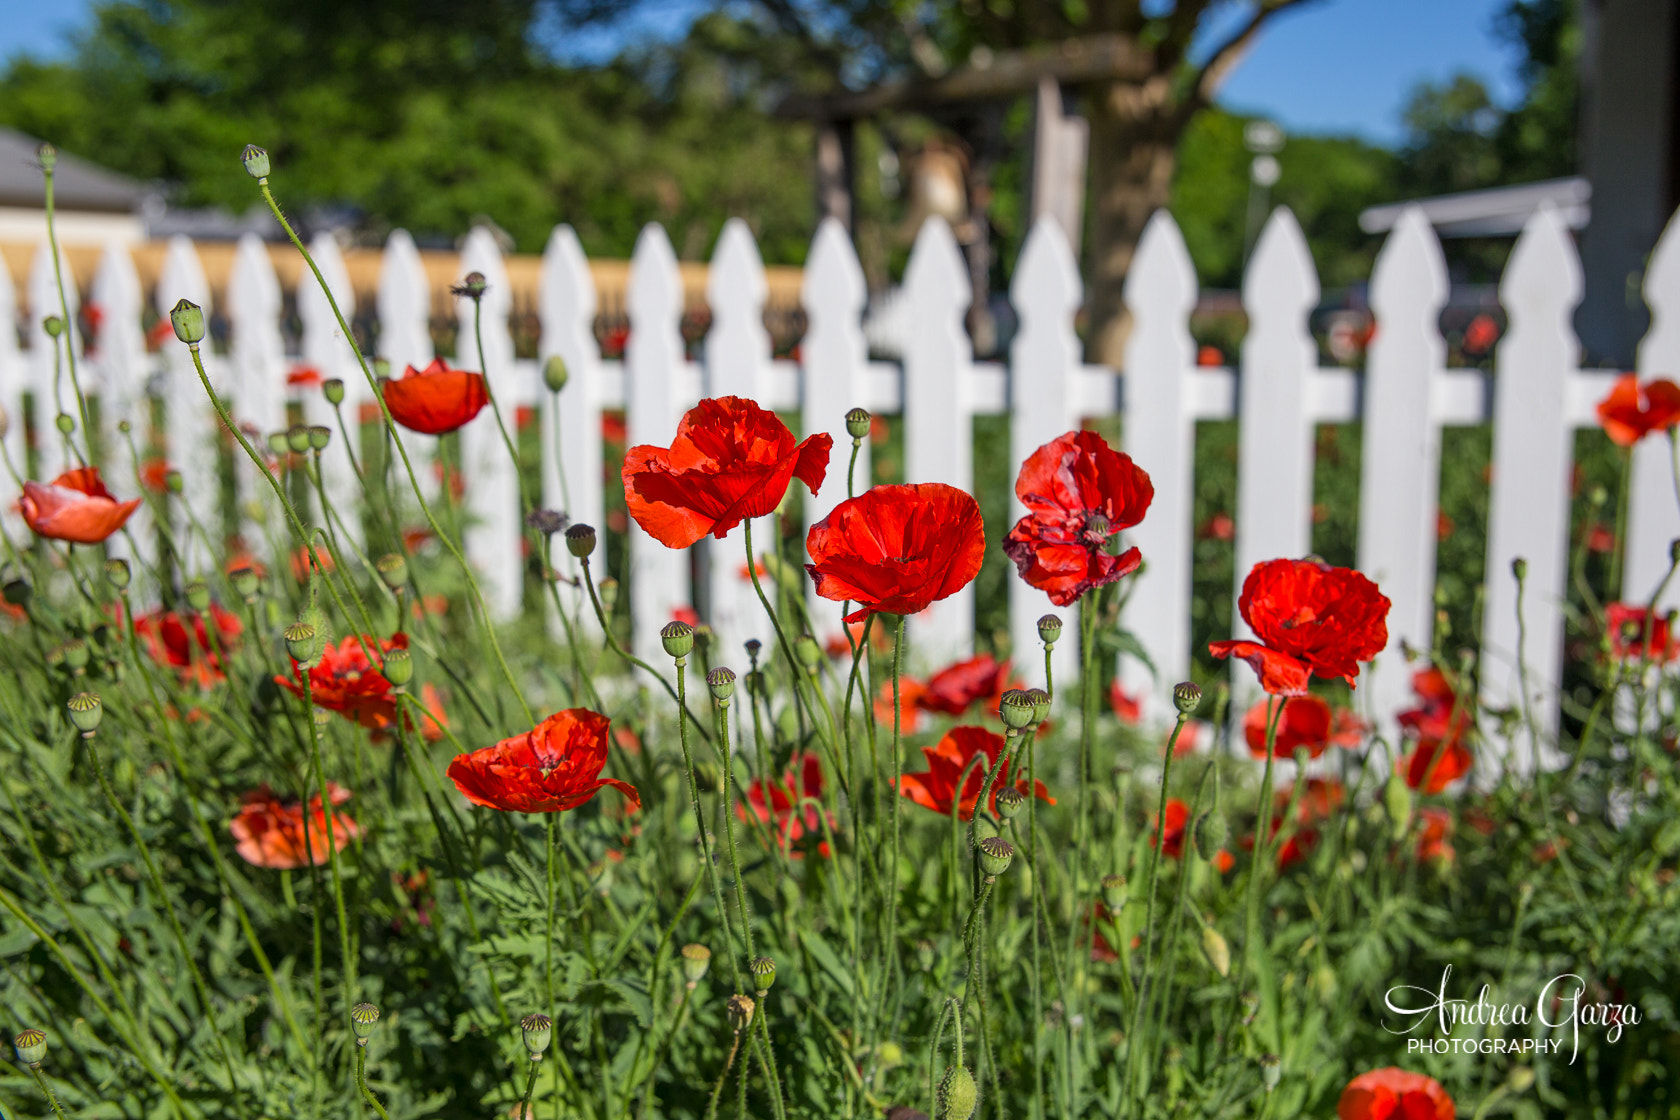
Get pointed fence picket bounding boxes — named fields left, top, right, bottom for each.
left=297, top=233, right=362, bottom=549
left=7, top=200, right=1680, bottom=764
left=28, top=241, right=82, bottom=483
left=0, top=252, right=21, bottom=542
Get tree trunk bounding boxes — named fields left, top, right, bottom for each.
left=1083, top=79, right=1181, bottom=367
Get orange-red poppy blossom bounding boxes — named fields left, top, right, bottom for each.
left=1003, top=430, right=1154, bottom=606
left=1596, top=374, right=1680, bottom=447
left=1396, top=666, right=1473, bottom=793
left=898, top=725, right=1054, bottom=821
left=1604, top=602, right=1678, bottom=662
left=1399, top=738, right=1472, bottom=793
left=739, top=752, right=833, bottom=858
left=622, top=396, right=831, bottom=548
left=1337, top=1067, right=1454, bottom=1120
left=1246, top=778, right=1345, bottom=870
left=229, top=783, right=362, bottom=869
left=276, top=633, right=445, bottom=741
left=806, top=483, right=986, bottom=624
left=1210, top=558, right=1390, bottom=695
left=1242, top=695, right=1365, bottom=760
left=446, top=708, right=640, bottom=814
left=874, top=653, right=1016, bottom=732
left=381, top=358, right=490, bottom=435
left=20, top=467, right=141, bottom=544
left=131, top=603, right=243, bottom=688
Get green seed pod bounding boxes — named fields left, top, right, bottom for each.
left=382, top=647, right=413, bottom=688
left=165, top=470, right=183, bottom=494
left=372, top=357, right=392, bottom=379
left=241, top=144, right=270, bottom=179
left=565, top=524, right=597, bottom=559
left=55, top=412, right=74, bottom=435
left=998, top=688, right=1035, bottom=730
left=1037, top=614, right=1062, bottom=647
left=13, top=1028, right=46, bottom=1067
left=597, top=578, right=619, bottom=615
left=1193, top=811, right=1229, bottom=862
left=935, top=1065, right=978, bottom=1120
left=875, top=1040, right=904, bottom=1069
left=520, top=1013, right=552, bottom=1059
left=284, top=622, right=319, bottom=665
left=286, top=425, right=311, bottom=453
left=1507, top=1066, right=1535, bottom=1093
left=794, top=635, right=822, bottom=670
left=61, top=638, right=89, bottom=671
left=44, top=316, right=67, bottom=341
left=680, top=943, right=711, bottom=987
left=350, top=1002, right=380, bottom=1044
left=707, top=667, right=736, bottom=702
left=1202, top=923, right=1230, bottom=978
left=36, top=142, right=56, bottom=170
left=228, top=565, right=260, bottom=601
left=968, top=814, right=999, bottom=846
left=1172, top=681, right=1203, bottom=715
left=749, top=955, right=776, bottom=995
left=323, top=377, right=345, bottom=405
left=1511, top=556, right=1528, bottom=582
left=1100, top=874, right=1127, bottom=914
left=543, top=354, right=570, bottom=393
left=184, top=579, right=211, bottom=612
left=105, top=558, right=131, bottom=590
left=977, top=835, right=1014, bottom=879
left=845, top=407, right=870, bottom=439
left=692, top=623, right=713, bottom=659
left=1383, top=775, right=1413, bottom=840
left=661, top=621, right=695, bottom=660
left=375, top=553, right=408, bottom=590
left=1025, top=687, right=1051, bottom=724
left=267, top=431, right=289, bottom=455
left=993, top=786, right=1026, bottom=820
left=308, top=425, right=332, bottom=451
left=170, top=298, right=206, bottom=345
left=67, top=692, right=102, bottom=734
left=726, top=993, right=755, bottom=1033
left=1259, top=1053, right=1281, bottom=1091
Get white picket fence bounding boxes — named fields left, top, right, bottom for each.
left=3, top=202, right=1678, bottom=753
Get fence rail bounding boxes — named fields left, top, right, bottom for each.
left=3, top=202, right=1677, bottom=754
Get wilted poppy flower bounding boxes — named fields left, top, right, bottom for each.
left=1596, top=374, right=1680, bottom=447
left=1604, top=602, right=1678, bottom=662
left=807, top=483, right=986, bottom=624
left=739, top=753, right=832, bottom=858
left=276, top=633, right=444, bottom=741
left=1153, top=798, right=1234, bottom=872
left=446, top=708, right=640, bottom=814
left=230, top=783, right=362, bottom=869
left=1242, top=695, right=1364, bottom=760
left=1337, top=1067, right=1453, bottom=1120
left=132, top=603, right=243, bottom=688
left=898, top=726, right=1054, bottom=821
left=1210, top=558, right=1391, bottom=695
left=1003, top=430, right=1154, bottom=606
left=382, top=358, right=490, bottom=435
left=20, top=467, right=141, bottom=544
left=874, top=654, right=1015, bottom=732
left=622, top=396, right=831, bottom=549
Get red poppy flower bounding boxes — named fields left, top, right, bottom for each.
left=1399, top=738, right=1471, bottom=793
left=1396, top=666, right=1472, bottom=792
left=1003, top=431, right=1154, bottom=607
left=1199, top=511, right=1235, bottom=541
left=446, top=708, right=640, bottom=814
left=1586, top=524, right=1615, bottom=553
left=382, top=358, right=490, bottom=435
left=807, top=483, right=986, bottom=624
left=739, top=753, right=833, bottom=858
left=622, top=396, right=832, bottom=549
left=1604, top=602, right=1678, bottom=662
left=20, top=467, right=141, bottom=544
left=132, top=603, right=243, bottom=688
left=1110, top=681, right=1144, bottom=724
left=1209, top=558, right=1390, bottom=695
left=1153, top=798, right=1235, bottom=872
left=230, top=783, right=361, bottom=869
left=1242, top=695, right=1364, bottom=760
left=1596, top=374, right=1680, bottom=447
left=1415, top=807, right=1454, bottom=864
left=898, top=726, right=1054, bottom=821
left=276, top=633, right=443, bottom=741
left=1245, top=778, right=1344, bottom=869
left=1337, top=1067, right=1453, bottom=1120
left=874, top=654, right=1014, bottom=731
left=287, top=365, right=323, bottom=388
left=1462, top=313, right=1499, bottom=356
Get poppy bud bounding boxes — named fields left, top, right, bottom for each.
left=1037, top=614, right=1062, bottom=647
left=916, top=939, right=936, bottom=971
left=1201, top=923, right=1230, bottom=978
left=1025, top=687, right=1051, bottom=724
left=598, top=578, right=618, bottom=615
left=1383, top=775, right=1412, bottom=839
left=1511, top=556, right=1527, bottom=582
left=61, top=638, right=89, bottom=671
left=744, top=638, right=762, bottom=660
left=794, top=635, right=821, bottom=670
left=692, top=623, right=713, bottom=658
left=284, top=621, right=320, bottom=665
left=286, top=425, right=311, bottom=453
left=1172, top=682, right=1202, bottom=714
left=749, top=955, right=776, bottom=995
left=54, top=412, right=74, bottom=436
left=13, top=1028, right=46, bottom=1068
left=455, top=272, right=487, bottom=301
left=935, top=1065, right=978, bottom=1120
left=165, top=470, right=183, bottom=494
left=526, top=509, right=566, bottom=536
left=1671, top=538, right=1680, bottom=567
left=308, top=425, right=331, bottom=451
left=998, top=689, right=1035, bottom=729
left=543, top=354, right=570, bottom=393
left=845, top=407, right=870, bottom=439
left=566, top=524, right=597, bottom=559
left=520, top=1013, right=552, bottom=1059
left=67, top=692, right=102, bottom=735
left=708, top=667, right=736, bottom=702
left=1240, top=990, right=1259, bottom=1024
left=726, top=993, right=755, bottom=1033
left=968, top=814, right=1000, bottom=848
left=1193, top=811, right=1228, bottom=861
left=680, top=943, right=711, bottom=988
left=323, top=378, right=345, bottom=405
left=105, top=558, right=131, bottom=590
left=229, top=565, right=260, bottom=601
left=662, top=621, right=695, bottom=660
left=383, top=647, right=413, bottom=688
left=1259, top=1054, right=1280, bottom=1090
left=350, top=1002, right=380, bottom=1045
left=1507, top=1066, right=1535, bottom=1093
left=170, top=298, right=206, bottom=345
left=241, top=144, right=270, bottom=179
left=977, top=835, right=1014, bottom=879
left=1100, top=874, right=1127, bottom=913
left=43, top=315, right=64, bottom=338
left=36, top=142, right=56, bottom=170
left=267, top=431, right=289, bottom=455
left=376, top=553, right=408, bottom=590
left=993, top=787, right=1025, bottom=820
left=185, top=579, right=211, bottom=612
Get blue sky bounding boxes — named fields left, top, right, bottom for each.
left=0, top=0, right=1529, bottom=148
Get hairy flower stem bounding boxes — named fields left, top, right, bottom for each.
left=579, top=557, right=713, bottom=742
left=1149, top=764, right=1215, bottom=1058
left=711, top=699, right=755, bottom=963
left=873, top=615, right=907, bottom=1042
left=518, top=1058, right=542, bottom=1120
left=544, top=812, right=558, bottom=1039
left=1227, top=698, right=1283, bottom=1059
left=1060, top=596, right=1099, bottom=1111
left=470, top=294, right=529, bottom=513
left=300, top=677, right=359, bottom=1037
left=704, top=1031, right=745, bottom=1120
left=354, top=1046, right=392, bottom=1119
left=1125, top=712, right=1191, bottom=1103
left=676, top=659, right=742, bottom=982
left=29, top=1064, right=69, bottom=1120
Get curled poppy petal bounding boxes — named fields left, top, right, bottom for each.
left=806, top=483, right=985, bottom=623
left=382, top=358, right=490, bottom=435
left=1208, top=640, right=1311, bottom=696
left=1211, top=559, right=1390, bottom=695
left=20, top=467, right=140, bottom=544
left=447, top=708, right=640, bottom=814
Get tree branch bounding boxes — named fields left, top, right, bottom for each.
left=1182, top=0, right=1322, bottom=109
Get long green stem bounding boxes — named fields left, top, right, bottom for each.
left=1125, top=711, right=1191, bottom=1102
left=675, top=659, right=741, bottom=983
left=29, top=1065, right=69, bottom=1120
left=300, top=676, right=358, bottom=1034
left=354, top=1046, right=392, bottom=1120
left=42, top=157, right=92, bottom=440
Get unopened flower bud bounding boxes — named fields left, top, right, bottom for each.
left=241, top=144, right=270, bottom=179
left=749, top=955, right=777, bottom=995
left=185, top=579, right=210, bottom=612
left=105, top=558, right=131, bottom=590
left=1173, top=682, right=1202, bottom=714
left=566, top=524, right=597, bottom=559
left=383, top=647, right=413, bottom=688
left=286, top=425, right=311, bottom=453
left=36, top=142, right=56, bottom=171
left=54, top=412, right=73, bottom=435
left=661, top=621, right=695, bottom=660
left=993, top=786, right=1025, bottom=820
left=1511, top=556, right=1527, bottom=582
left=1026, top=687, right=1051, bottom=724
left=1259, top=1053, right=1281, bottom=1090
left=267, top=431, right=289, bottom=455
left=1192, top=808, right=1229, bottom=860
left=13, top=1028, right=46, bottom=1067
left=67, top=692, right=102, bottom=734
left=999, top=689, right=1035, bottom=730
left=323, top=377, right=344, bottom=405
left=726, top=993, right=755, bottom=1033
left=376, top=553, right=407, bottom=590
left=350, top=1002, right=380, bottom=1045
left=1037, top=614, right=1062, bottom=647
left=680, top=943, right=711, bottom=987
left=520, top=1013, right=552, bottom=1059
left=165, top=470, right=183, bottom=494
left=455, top=272, right=487, bottom=301
left=708, top=667, right=736, bottom=702
left=62, top=638, right=89, bottom=671
left=1101, top=874, right=1127, bottom=913
left=745, top=638, right=762, bottom=660
left=1507, top=1066, right=1535, bottom=1093
left=229, top=565, right=260, bottom=600
left=916, top=939, right=936, bottom=971
left=1202, top=923, right=1230, bottom=977
left=597, top=578, right=618, bottom=615
left=1383, top=775, right=1413, bottom=840
left=875, top=1040, right=904, bottom=1069
left=977, top=835, right=1014, bottom=878
left=170, top=298, right=206, bottom=345
left=43, top=315, right=64, bottom=338
left=935, top=1065, right=978, bottom=1120
left=845, top=407, right=870, bottom=439
left=543, top=354, right=570, bottom=393
left=308, top=425, right=331, bottom=451
left=284, top=621, right=319, bottom=665
left=794, top=635, right=821, bottom=670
